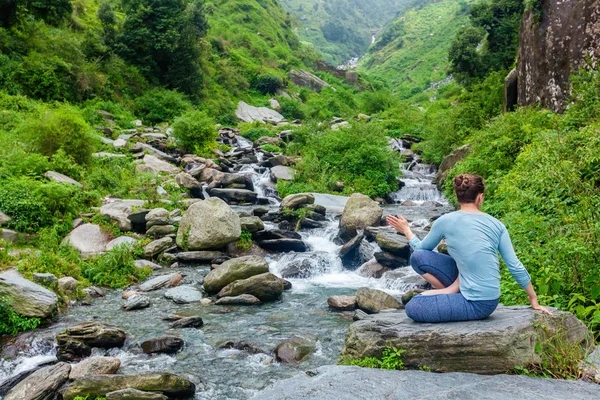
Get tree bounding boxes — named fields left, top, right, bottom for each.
left=98, top=2, right=118, bottom=49
left=0, top=0, right=72, bottom=28
left=448, top=26, right=485, bottom=83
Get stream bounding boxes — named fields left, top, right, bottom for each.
left=0, top=133, right=453, bottom=399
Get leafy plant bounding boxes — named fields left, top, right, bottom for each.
left=172, top=109, right=217, bottom=153
left=260, top=144, right=282, bottom=153
left=340, top=347, right=406, bottom=370
left=241, top=127, right=275, bottom=142
left=253, top=74, right=282, bottom=95
left=0, top=296, right=42, bottom=335
left=235, top=230, right=253, bottom=250
left=134, top=88, right=192, bottom=125
left=81, top=244, right=152, bottom=289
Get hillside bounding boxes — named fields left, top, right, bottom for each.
left=360, top=0, right=470, bottom=98
left=279, top=0, right=412, bottom=66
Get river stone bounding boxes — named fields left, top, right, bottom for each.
left=169, top=316, right=204, bottom=329
left=274, top=337, right=316, bottom=364
left=176, top=250, right=226, bottom=262
left=339, top=194, right=382, bottom=240
left=215, top=294, right=261, bottom=306
left=32, top=272, right=58, bottom=288
left=58, top=276, right=78, bottom=296
left=60, top=373, right=196, bottom=400
left=62, top=223, right=110, bottom=255
left=217, top=272, right=284, bottom=302
left=327, top=295, right=357, bottom=311
left=0, top=210, right=11, bottom=225
left=4, top=362, right=71, bottom=400
left=357, top=259, right=390, bottom=279
left=355, top=287, right=401, bottom=314
left=123, top=295, right=151, bottom=311
left=235, top=101, right=285, bottom=124
left=218, top=341, right=267, bottom=355
left=239, top=216, right=264, bottom=233
left=253, top=230, right=302, bottom=241
left=56, top=322, right=127, bottom=362
left=210, top=188, right=258, bottom=203
left=270, top=165, right=295, bottom=182
left=164, top=285, right=202, bottom=304
left=100, top=200, right=146, bottom=232
left=252, top=365, right=600, bottom=400
left=70, top=356, right=121, bottom=380
left=374, top=251, right=409, bottom=269
left=0, top=270, right=58, bottom=318
left=176, top=198, right=241, bottom=250
left=141, top=335, right=184, bottom=354
left=340, top=306, right=592, bottom=374
left=256, top=239, right=308, bottom=253
left=203, top=256, right=269, bottom=294
left=134, top=260, right=162, bottom=270
left=338, top=232, right=364, bottom=258
left=142, top=154, right=180, bottom=174
left=281, top=193, right=315, bottom=210
left=146, top=224, right=176, bottom=237
left=106, top=388, right=168, bottom=400
left=145, top=208, right=170, bottom=228
left=106, top=236, right=138, bottom=251
left=139, top=273, right=182, bottom=292
left=374, top=230, right=411, bottom=259
left=44, top=170, right=82, bottom=187
left=280, top=259, right=313, bottom=278
left=175, top=172, right=201, bottom=190
left=143, top=237, right=173, bottom=258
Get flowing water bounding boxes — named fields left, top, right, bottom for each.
left=0, top=135, right=453, bottom=399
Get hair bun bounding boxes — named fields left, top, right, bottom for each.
left=454, top=175, right=470, bottom=192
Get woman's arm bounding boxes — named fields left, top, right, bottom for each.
left=386, top=215, right=444, bottom=251
left=524, top=282, right=552, bottom=315
left=420, top=277, right=460, bottom=296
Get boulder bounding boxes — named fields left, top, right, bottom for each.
left=289, top=70, right=330, bottom=93
left=175, top=172, right=201, bottom=191
left=327, top=295, right=357, bottom=311
left=215, top=294, right=262, bottom=306
left=70, top=356, right=121, bottom=380
left=252, top=365, right=600, bottom=400
left=253, top=230, right=302, bottom=241
left=139, top=273, right=182, bottom=292
left=44, top=171, right=82, bottom=187
left=146, top=225, right=176, bottom=237
left=106, top=236, right=138, bottom=251
left=99, top=200, right=146, bottom=232
left=257, top=238, right=308, bottom=253
left=176, top=251, right=226, bottom=263
left=63, top=223, right=110, bottom=255
left=61, top=373, right=196, bottom=400
left=134, top=260, right=162, bottom=270
left=355, top=287, right=401, bottom=314
left=281, top=193, right=315, bottom=210
left=107, top=389, right=168, bottom=400
left=270, top=166, right=295, bottom=182
left=435, top=143, right=471, bottom=189
left=209, top=188, right=257, bottom=203
left=356, top=260, right=390, bottom=279
left=145, top=208, right=170, bottom=228
left=123, top=295, right=151, bottom=311
left=0, top=270, right=58, bottom=318
left=164, top=285, right=202, bottom=304
left=239, top=216, right=264, bottom=233
left=0, top=210, right=11, bottom=226
left=374, top=230, right=411, bottom=259
left=339, top=194, right=382, bottom=240
left=32, top=272, right=58, bottom=288
left=176, top=198, right=241, bottom=250
left=374, top=251, right=409, bottom=269
left=280, top=259, right=313, bottom=279
left=143, top=237, right=173, bottom=258
left=4, top=362, right=71, bottom=400
left=338, top=232, right=363, bottom=258
left=217, top=272, right=284, bottom=302
left=142, top=155, right=180, bottom=174
left=269, top=98, right=281, bottom=110
left=58, top=276, right=78, bottom=296
left=141, top=335, right=184, bottom=355
left=340, top=306, right=593, bottom=374
left=235, top=101, right=285, bottom=124
left=0, top=228, right=21, bottom=243
left=168, top=316, right=204, bottom=329
left=56, top=322, right=127, bottom=362
left=204, top=256, right=269, bottom=294
left=274, top=337, right=316, bottom=364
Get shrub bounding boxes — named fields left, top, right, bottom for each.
left=82, top=244, right=152, bottom=289
left=235, top=230, right=253, bottom=250
left=278, top=97, right=306, bottom=120
left=253, top=74, right=282, bottom=95
left=0, top=296, right=42, bottom=335
left=241, top=127, right=275, bottom=142
left=172, top=110, right=217, bottom=153
left=133, top=88, right=192, bottom=125
left=260, top=144, right=282, bottom=153
left=340, top=347, right=406, bottom=370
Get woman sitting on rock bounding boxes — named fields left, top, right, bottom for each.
left=386, top=173, right=551, bottom=323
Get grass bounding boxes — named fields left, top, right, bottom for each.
left=339, top=347, right=406, bottom=370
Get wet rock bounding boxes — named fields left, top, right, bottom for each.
left=134, top=260, right=162, bottom=270
left=106, top=236, right=138, bottom=251
left=235, top=101, right=285, bottom=124
left=84, top=286, right=106, bottom=298
left=60, top=373, right=196, bottom=400
left=100, top=200, right=146, bottom=232
left=270, top=165, right=295, bottom=182
left=123, top=295, right=151, bottom=311
left=355, top=287, right=401, bottom=314
left=274, top=337, right=316, bottom=364
left=204, top=256, right=269, bottom=294
left=143, top=237, right=173, bottom=258
left=176, top=250, right=226, bottom=263
left=56, top=322, right=127, bottom=362
left=339, top=194, right=382, bottom=241
left=0, top=270, right=58, bottom=318
left=374, top=251, right=409, bottom=269
left=139, top=273, right=182, bottom=292
left=141, top=335, right=184, bottom=355
left=239, top=216, right=264, bottom=233
left=218, top=341, right=266, bottom=354
left=257, top=239, right=308, bottom=253
left=58, top=276, right=79, bottom=296
left=215, top=294, right=261, bottom=306
left=70, top=356, right=121, bottom=380
left=340, top=306, right=592, bottom=374
left=353, top=309, right=369, bottom=321
left=280, top=259, right=313, bottom=279
left=217, top=272, right=284, bottom=302
left=357, top=259, right=390, bottom=279
left=164, top=285, right=202, bottom=304
left=299, top=218, right=322, bottom=229
left=106, top=389, right=168, bottom=400
left=327, top=296, right=357, bottom=311
left=168, top=316, right=204, bottom=329
left=4, top=362, right=71, bottom=400
left=44, top=170, right=82, bottom=187
left=32, top=272, right=58, bottom=288
left=401, top=289, right=425, bottom=305
left=338, top=232, right=364, bottom=258
left=289, top=70, right=330, bottom=93
left=210, top=188, right=257, bottom=203
left=281, top=193, right=315, bottom=210
left=281, top=279, right=292, bottom=291
left=374, top=230, right=411, bottom=259
left=62, top=223, right=110, bottom=255
left=176, top=198, right=241, bottom=250
left=142, top=154, right=179, bottom=174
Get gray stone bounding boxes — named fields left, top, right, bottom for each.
left=270, top=165, right=295, bottom=181
left=339, top=193, right=382, bottom=240
left=374, top=251, right=408, bottom=269
left=100, top=200, right=146, bottom=232
left=58, top=276, right=78, bottom=295
left=107, top=388, right=168, bottom=400
left=176, top=251, right=226, bottom=262
left=373, top=229, right=411, bottom=258
left=355, top=287, right=401, bottom=314
left=435, top=143, right=471, bottom=189
left=56, top=321, right=127, bottom=362
left=176, top=198, right=241, bottom=250
left=143, top=237, right=173, bottom=258
left=168, top=316, right=204, bottom=329
left=145, top=208, right=170, bottom=228
left=69, top=356, right=121, bottom=380
left=134, top=260, right=162, bottom=270
left=175, top=172, right=201, bottom=190
left=252, top=365, right=600, bottom=400
left=0, top=228, right=19, bottom=243
left=106, top=236, right=138, bottom=251
left=203, top=256, right=269, bottom=294
left=210, top=188, right=257, bottom=203
left=217, top=272, right=284, bottom=302
left=113, top=138, right=127, bottom=149
left=62, top=223, right=110, bottom=255
left=215, top=294, right=261, bottom=306
left=281, top=193, right=314, bottom=210
left=139, top=273, right=182, bottom=292
left=289, top=70, right=331, bottom=93
left=32, top=272, right=58, bottom=288
left=235, top=101, right=285, bottom=124
left=327, top=295, right=356, bottom=311
left=164, top=285, right=202, bottom=304
left=239, top=216, right=264, bottom=233
left=93, top=152, right=127, bottom=158
left=338, top=232, right=363, bottom=258
left=341, top=306, right=592, bottom=374
left=0, top=270, right=58, bottom=318
left=141, top=335, right=184, bottom=354
left=44, top=170, right=82, bottom=187
left=274, top=337, right=315, bottom=364
left=123, top=295, right=151, bottom=311
left=4, top=362, right=71, bottom=400
left=0, top=210, right=10, bottom=226
left=141, top=154, right=179, bottom=174
left=356, top=259, right=390, bottom=279
left=146, top=224, right=176, bottom=237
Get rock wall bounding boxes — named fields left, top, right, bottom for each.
left=517, top=0, right=600, bottom=112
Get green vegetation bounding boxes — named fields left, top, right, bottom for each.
left=172, top=109, right=217, bottom=153
left=0, top=296, right=42, bottom=335
left=235, top=230, right=253, bottom=251
left=82, top=244, right=153, bottom=289
left=340, top=347, right=406, bottom=370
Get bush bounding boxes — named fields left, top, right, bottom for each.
left=278, top=97, right=306, bottom=120
left=172, top=110, right=217, bottom=153
left=253, top=74, right=282, bottom=95
left=241, top=127, right=275, bottom=142
left=18, top=104, right=95, bottom=165
left=0, top=296, right=42, bottom=335
left=134, top=88, right=192, bottom=125
left=340, top=347, right=406, bottom=370
left=82, top=244, right=152, bottom=289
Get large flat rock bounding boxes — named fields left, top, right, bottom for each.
left=0, top=270, right=58, bottom=318
left=340, top=306, right=592, bottom=374
left=253, top=365, right=600, bottom=400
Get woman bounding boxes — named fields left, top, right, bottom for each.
left=386, top=173, right=551, bottom=323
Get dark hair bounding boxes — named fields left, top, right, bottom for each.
left=453, top=174, right=485, bottom=203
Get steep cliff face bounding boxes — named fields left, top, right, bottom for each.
left=517, top=0, right=600, bottom=112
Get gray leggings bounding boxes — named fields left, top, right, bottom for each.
left=405, top=250, right=499, bottom=323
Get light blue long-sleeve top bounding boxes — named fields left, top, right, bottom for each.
left=408, top=211, right=531, bottom=301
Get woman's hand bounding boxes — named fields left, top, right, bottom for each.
left=386, top=215, right=413, bottom=240
left=529, top=295, right=553, bottom=316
